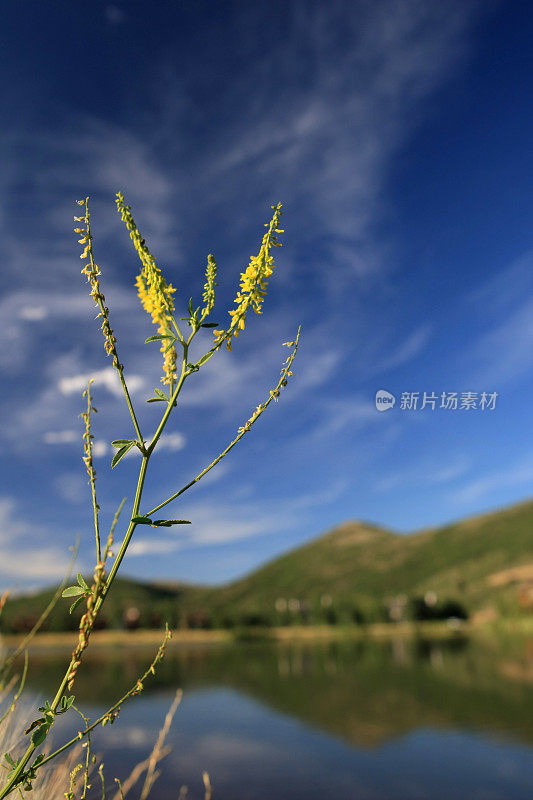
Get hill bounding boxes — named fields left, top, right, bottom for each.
left=180, top=497, right=533, bottom=626
left=1, top=498, right=532, bottom=631
left=0, top=577, right=186, bottom=634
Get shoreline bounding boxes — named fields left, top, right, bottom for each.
left=1, top=618, right=531, bottom=651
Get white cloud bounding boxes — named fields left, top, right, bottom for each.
left=135, top=500, right=285, bottom=549
left=376, top=325, right=432, bottom=373
left=452, top=456, right=533, bottom=505
left=92, top=440, right=109, bottom=458
left=165, top=501, right=287, bottom=546
left=44, top=430, right=78, bottom=445
left=19, top=305, right=47, bottom=321
left=129, top=538, right=180, bottom=557
left=456, top=251, right=533, bottom=388
left=376, top=456, right=470, bottom=493
left=157, top=432, right=186, bottom=452
left=58, top=367, right=145, bottom=398
left=50, top=430, right=187, bottom=466
left=189, top=0, right=484, bottom=292
left=54, top=472, right=87, bottom=504
left=466, top=298, right=533, bottom=388
left=0, top=497, right=68, bottom=583
left=304, top=397, right=380, bottom=442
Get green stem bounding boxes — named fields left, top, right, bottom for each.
left=0, top=459, right=150, bottom=799
left=95, top=457, right=148, bottom=612
left=146, top=345, right=189, bottom=456
left=84, top=383, right=101, bottom=564
left=85, top=199, right=144, bottom=447
left=0, top=329, right=188, bottom=796
left=25, top=631, right=170, bottom=780
left=117, top=369, right=144, bottom=448
left=146, top=433, right=244, bottom=516
left=146, top=329, right=300, bottom=517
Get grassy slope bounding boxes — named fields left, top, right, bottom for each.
left=0, top=577, right=187, bottom=633
left=1, top=498, right=532, bottom=630
left=184, top=497, right=533, bottom=618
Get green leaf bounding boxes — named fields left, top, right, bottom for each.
left=145, top=334, right=174, bottom=343
left=4, top=753, right=15, bottom=768
left=69, top=595, right=85, bottom=615
left=111, top=439, right=134, bottom=448
left=62, top=586, right=84, bottom=598
left=197, top=351, right=214, bottom=367
left=77, top=572, right=89, bottom=592
left=31, top=725, right=48, bottom=746
left=25, top=718, right=44, bottom=735
left=151, top=519, right=191, bottom=527
left=131, top=516, right=153, bottom=525
left=200, top=322, right=219, bottom=328
left=111, top=442, right=134, bottom=468
left=147, top=386, right=170, bottom=403
left=188, top=297, right=194, bottom=316
left=59, top=695, right=75, bottom=711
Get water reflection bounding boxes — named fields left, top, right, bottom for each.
left=15, top=635, right=533, bottom=798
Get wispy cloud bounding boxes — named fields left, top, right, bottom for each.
left=175, top=0, right=483, bottom=294
left=457, top=251, right=533, bottom=387
left=43, top=430, right=78, bottom=445
left=0, top=497, right=68, bottom=583
left=129, top=538, right=180, bottom=557
left=375, top=325, right=432, bottom=373
left=452, top=456, right=533, bottom=505
left=376, top=455, right=471, bottom=493
left=58, top=366, right=145, bottom=398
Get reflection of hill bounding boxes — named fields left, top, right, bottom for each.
left=21, top=636, right=533, bottom=749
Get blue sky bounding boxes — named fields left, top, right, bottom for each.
left=1, top=0, right=533, bottom=589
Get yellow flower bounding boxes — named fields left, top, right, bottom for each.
left=202, top=254, right=217, bottom=318
left=216, top=203, right=283, bottom=350
left=116, top=192, right=178, bottom=385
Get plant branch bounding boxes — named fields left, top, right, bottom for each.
left=0, top=456, right=149, bottom=799
left=82, top=380, right=101, bottom=563
left=78, top=198, right=144, bottom=446
left=31, top=629, right=171, bottom=777
left=146, top=329, right=300, bottom=516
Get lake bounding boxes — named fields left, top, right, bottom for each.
left=14, top=632, right=533, bottom=799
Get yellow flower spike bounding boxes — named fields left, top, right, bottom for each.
left=213, top=203, right=283, bottom=351
left=201, top=254, right=217, bottom=318
left=116, top=192, right=178, bottom=385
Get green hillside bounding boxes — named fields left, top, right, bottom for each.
left=182, top=497, right=533, bottom=626
left=1, top=498, right=532, bottom=632
left=0, top=577, right=186, bottom=634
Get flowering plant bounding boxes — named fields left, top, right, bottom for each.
left=0, top=195, right=299, bottom=798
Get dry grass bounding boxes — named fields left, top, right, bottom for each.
left=0, top=698, right=82, bottom=799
